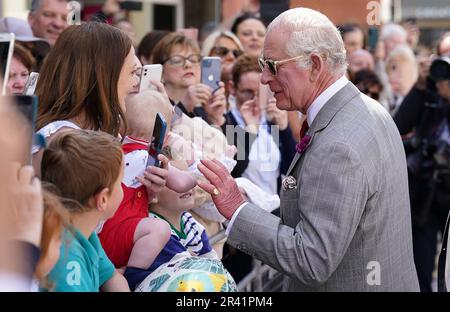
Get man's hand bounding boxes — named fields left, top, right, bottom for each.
left=265, top=98, right=288, bottom=130
left=240, top=98, right=261, bottom=134
left=197, top=159, right=245, bottom=220
left=137, top=155, right=169, bottom=198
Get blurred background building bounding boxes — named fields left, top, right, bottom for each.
left=1, top=0, right=450, bottom=50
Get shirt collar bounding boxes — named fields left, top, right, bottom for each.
left=123, top=136, right=149, bottom=146
left=306, top=75, right=348, bottom=126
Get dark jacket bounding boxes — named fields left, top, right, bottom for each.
left=221, top=111, right=296, bottom=192
left=394, top=85, right=450, bottom=228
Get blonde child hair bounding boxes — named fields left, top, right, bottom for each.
left=125, top=90, right=173, bottom=140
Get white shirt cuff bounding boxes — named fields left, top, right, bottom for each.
left=225, top=202, right=248, bottom=236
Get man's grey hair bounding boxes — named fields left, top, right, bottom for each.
left=30, top=0, right=42, bottom=13
left=267, top=8, right=347, bottom=77
left=30, top=0, right=69, bottom=13
left=380, top=23, right=407, bottom=42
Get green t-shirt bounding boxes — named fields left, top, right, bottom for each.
left=46, top=229, right=115, bottom=292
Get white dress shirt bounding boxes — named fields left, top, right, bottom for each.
left=226, top=75, right=349, bottom=235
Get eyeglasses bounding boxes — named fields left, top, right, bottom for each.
left=213, top=46, right=243, bottom=58
left=164, top=54, right=201, bottom=67
left=258, top=55, right=304, bottom=76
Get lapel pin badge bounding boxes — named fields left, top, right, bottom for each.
left=282, top=175, right=297, bottom=191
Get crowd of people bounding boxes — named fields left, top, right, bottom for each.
left=0, top=0, right=449, bottom=292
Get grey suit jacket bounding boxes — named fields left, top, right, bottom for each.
left=228, top=82, right=420, bottom=291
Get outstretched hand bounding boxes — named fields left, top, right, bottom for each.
left=197, top=159, right=245, bottom=220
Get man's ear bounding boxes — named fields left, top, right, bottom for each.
left=94, top=187, right=110, bottom=213
left=227, top=80, right=236, bottom=96
left=309, top=54, right=324, bottom=82
left=28, top=12, right=34, bottom=25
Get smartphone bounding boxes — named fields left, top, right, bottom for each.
left=119, top=1, right=143, bottom=11
left=23, top=72, right=40, bottom=96
left=12, top=95, right=38, bottom=165
left=367, top=27, right=379, bottom=53
left=0, top=33, right=15, bottom=95
left=139, top=64, right=163, bottom=93
left=147, top=113, right=167, bottom=168
left=201, top=56, right=221, bottom=91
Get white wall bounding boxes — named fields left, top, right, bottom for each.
left=1, top=0, right=29, bottom=19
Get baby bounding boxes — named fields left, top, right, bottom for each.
left=125, top=159, right=218, bottom=290
left=98, top=91, right=197, bottom=277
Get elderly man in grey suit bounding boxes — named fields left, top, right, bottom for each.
left=198, top=8, right=419, bottom=291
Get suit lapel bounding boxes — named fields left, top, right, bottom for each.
left=285, top=82, right=360, bottom=177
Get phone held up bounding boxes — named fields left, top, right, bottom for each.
left=12, top=95, right=39, bottom=165
left=201, top=56, right=221, bottom=92
left=139, top=64, right=163, bottom=93
left=23, top=72, right=40, bottom=96
left=0, top=33, right=15, bottom=95
left=147, top=113, right=167, bottom=168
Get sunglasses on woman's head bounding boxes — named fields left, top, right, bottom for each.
left=214, top=47, right=243, bottom=58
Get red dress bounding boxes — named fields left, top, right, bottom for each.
left=98, top=137, right=151, bottom=268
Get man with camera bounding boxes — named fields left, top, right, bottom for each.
left=394, top=52, right=450, bottom=292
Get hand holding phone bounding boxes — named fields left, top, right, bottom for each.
left=139, top=64, right=163, bottom=93
left=23, top=72, right=40, bottom=96
left=147, top=113, right=167, bottom=168
left=11, top=95, right=38, bottom=165
left=201, top=56, right=221, bottom=91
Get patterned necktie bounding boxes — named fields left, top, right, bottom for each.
left=296, top=119, right=311, bottom=154
left=299, top=119, right=309, bottom=139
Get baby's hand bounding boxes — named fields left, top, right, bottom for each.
left=225, top=145, right=237, bottom=158
left=166, top=165, right=197, bottom=193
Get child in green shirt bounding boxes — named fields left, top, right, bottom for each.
left=41, top=130, right=132, bottom=292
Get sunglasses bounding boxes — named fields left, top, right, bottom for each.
left=357, top=84, right=381, bottom=101
left=258, top=55, right=304, bottom=76
left=214, top=46, right=243, bottom=58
